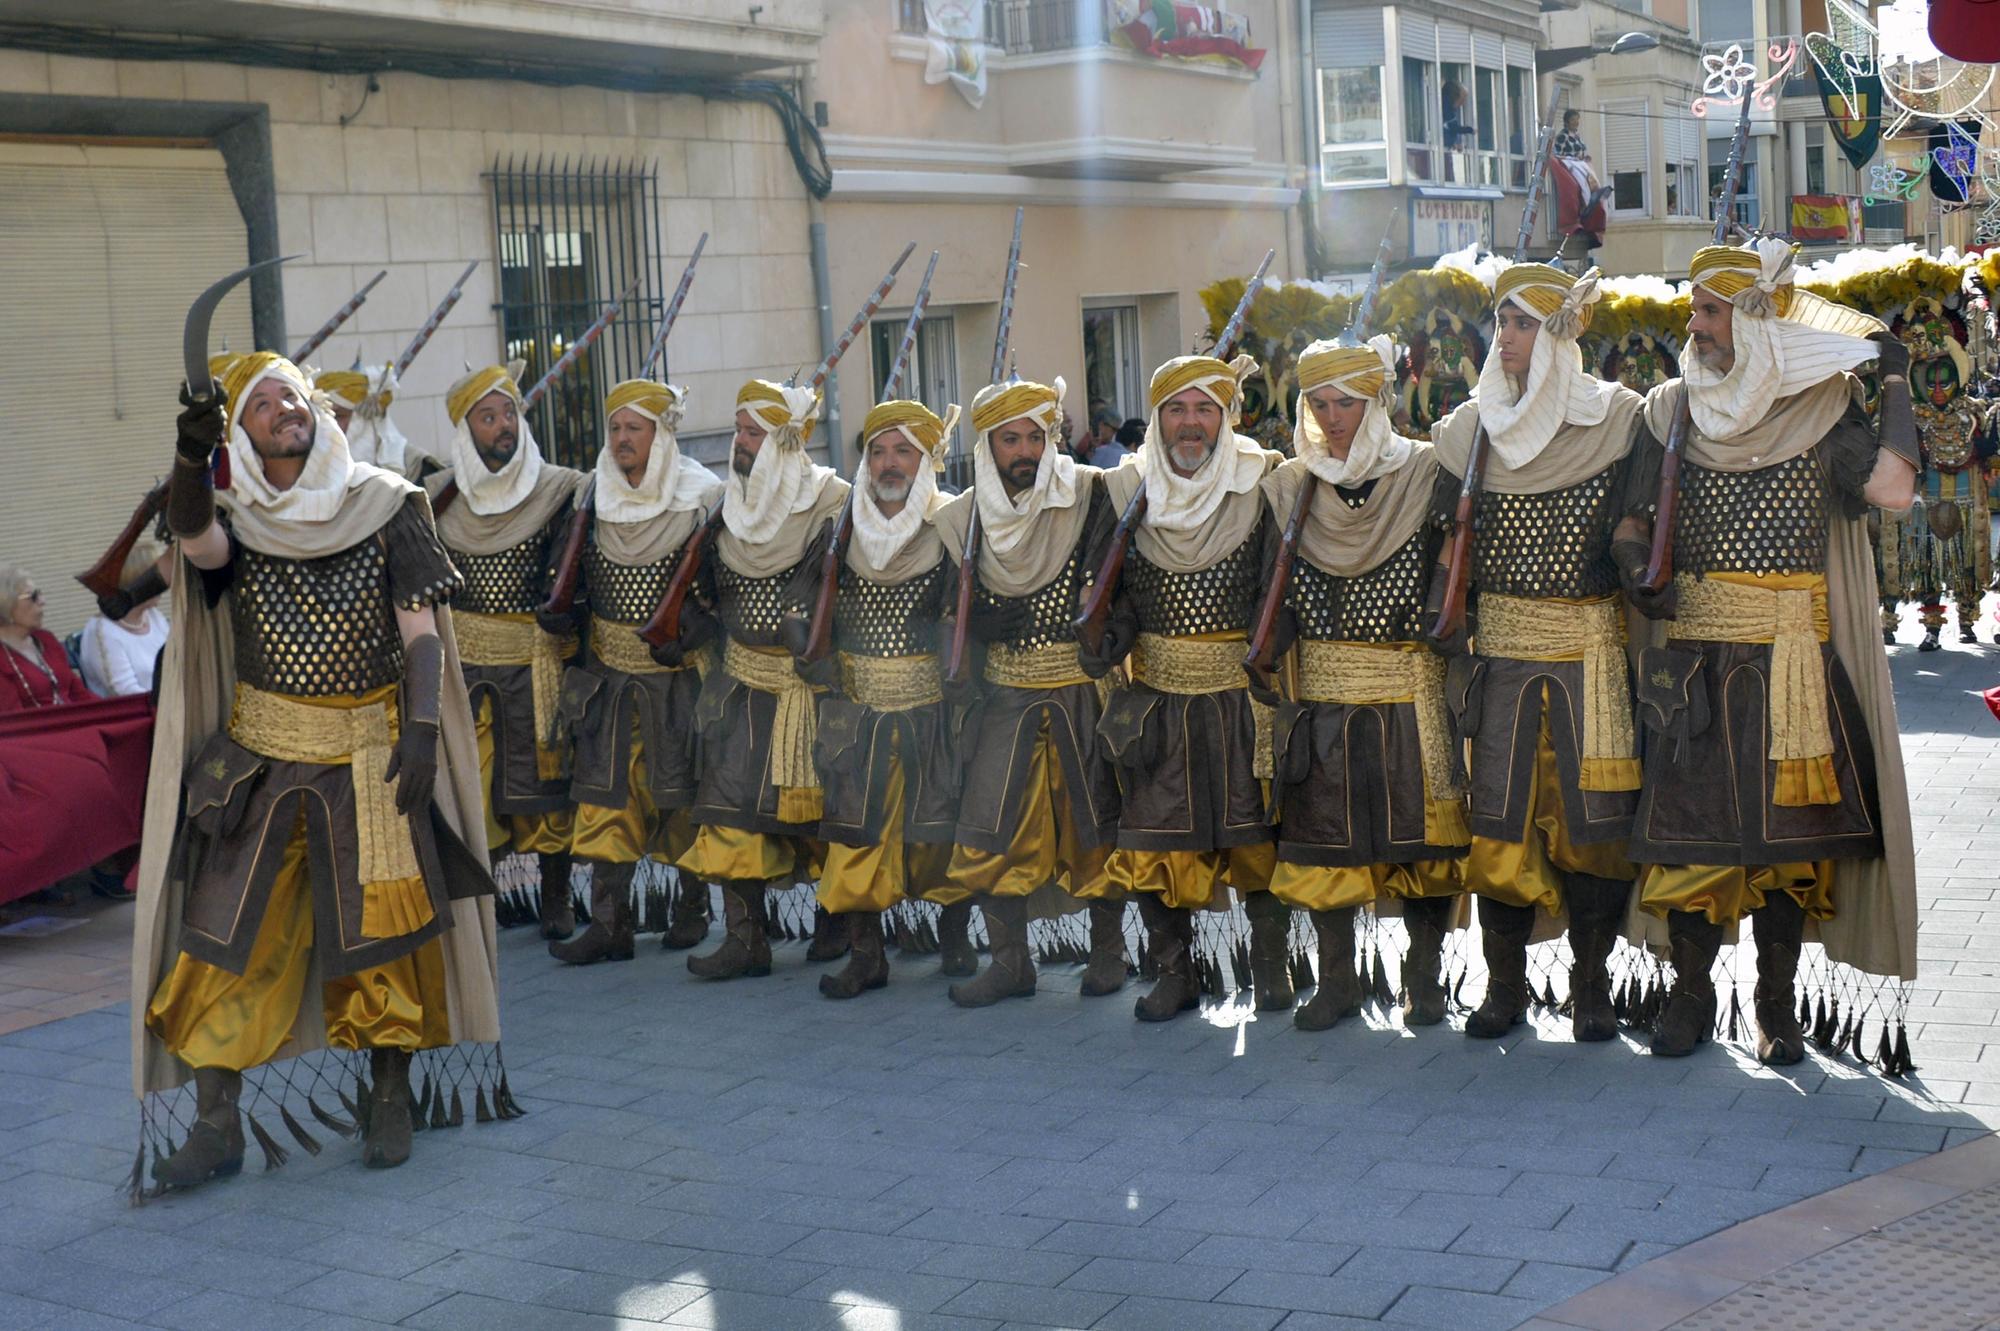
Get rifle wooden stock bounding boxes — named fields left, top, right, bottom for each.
left=1073, top=485, right=1144, bottom=654
left=538, top=484, right=595, bottom=617
left=943, top=518, right=979, bottom=684
left=78, top=481, right=168, bottom=598
left=1430, top=481, right=1479, bottom=642
left=639, top=507, right=724, bottom=649
left=800, top=501, right=853, bottom=664
left=1244, top=475, right=1316, bottom=678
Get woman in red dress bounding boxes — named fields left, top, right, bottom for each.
left=0, top=567, right=97, bottom=710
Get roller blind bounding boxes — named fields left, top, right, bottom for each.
left=1314, top=5, right=1386, bottom=66
left=0, top=143, right=252, bottom=636
left=1400, top=11, right=1436, bottom=60
left=1602, top=98, right=1650, bottom=172
left=1474, top=32, right=1504, bottom=67
left=1437, top=23, right=1472, bottom=62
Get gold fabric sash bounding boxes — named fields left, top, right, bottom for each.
left=841, top=652, right=943, bottom=712
left=591, top=618, right=672, bottom=678
left=984, top=640, right=1092, bottom=689
left=724, top=639, right=819, bottom=790
left=455, top=610, right=571, bottom=741
left=1669, top=572, right=1833, bottom=762
left=228, top=682, right=420, bottom=886
left=1475, top=593, right=1638, bottom=792
left=1130, top=632, right=1272, bottom=779
left=1296, top=640, right=1467, bottom=843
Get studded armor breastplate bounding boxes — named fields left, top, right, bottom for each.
left=583, top=543, right=673, bottom=626
left=837, top=559, right=946, bottom=657
left=1470, top=468, right=1623, bottom=599
left=1126, top=530, right=1263, bottom=636
left=452, top=527, right=554, bottom=616
left=973, top=526, right=1093, bottom=652
left=1290, top=530, right=1431, bottom=643
left=231, top=539, right=404, bottom=696
left=715, top=557, right=801, bottom=645
left=1675, top=446, right=1829, bottom=576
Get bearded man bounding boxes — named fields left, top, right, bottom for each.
left=931, top=377, right=1123, bottom=1008
left=1622, top=239, right=1919, bottom=1063
left=316, top=363, right=429, bottom=479
left=543, top=378, right=723, bottom=964
left=1085, top=355, right=1284, bottom=1022
left=670, top=381, right=848, bottom=979
left=134, top=352, right=498, bottom=1188
left=1257, top=336, right=1467, bottom=1031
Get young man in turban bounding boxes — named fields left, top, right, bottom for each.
left=1084, top=354, right=1285, bottom=1022
left=135, top=352, right=499, bottom=1186
left=316, top=362, right=428, bottom=479
left=784, top=397, right=962, bottom=998
left=667, top=380, right=848, bottom=979
left=1426, top=264, right=1649, bottom=1043
left=1620, top=239, right=1919, bottom=1063
left=426, top=362, right=588, bottom=944
left=542, top=377, right=724, bottom=963
left=931, top=377, right=1125, bottom=1007
left=1256, top=336, right=1468, bottom=1031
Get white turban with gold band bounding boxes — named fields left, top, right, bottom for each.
left=1140, top=353, right=1266, bottom=533
left=445, top=360, right=543, bottom=516
left=597, top=378, right=720, bottom=524
left=853, top=398, right=961, bottom=568
left=221, top=352, right=363, bottom=523
left=969, top=376, right=1074, bottom=559
left=316, top=363, right=409, bottom=472
left=726, top=379, right=824, bottom=544
left=1474, top=263, right=1612, bottom=470
left=1685, top=239, right=1883, bottom=442
left=1293, top=335, right=1409, bottom=486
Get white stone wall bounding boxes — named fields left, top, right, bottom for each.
left=0, top=52, right=819, bottom=459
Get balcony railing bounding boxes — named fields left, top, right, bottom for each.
left=897, top=0, right=1107, bottom=56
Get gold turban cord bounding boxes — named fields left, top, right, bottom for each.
left=606, top=378, right=677, bottom=420
left=314, top=369, right=370, bottom=407
left=970, top=380, right=1059, bottom=436
left=862, top=399, right=957, bottom=471
left=1690, top=244, right=1797, bottom=318
left=221, top=352, right=313, bottom=423
left=1149, top=355, right=1244, bottom=413
left=737, top=378, right=819, bottom=444
left=1296, top=344, right=1387, bottom=399
left=447, top=364, right=524, bottom=426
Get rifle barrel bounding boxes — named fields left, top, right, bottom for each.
left=522, top=276, right=643, bottom=410
left=990, top=207, right=1025, bottom=384
left=808, top=242, right=916, bottom=391
left=392, top=260, right=479, bottom=383
left=643, top=234, right=708, bottom=378
left=290, top=269, right=386, bottom=365
left=882, top=251, right=940, bottom=400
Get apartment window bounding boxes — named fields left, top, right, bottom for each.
left=1664, top=106, right=1703, bottom=217
left=1311, top=8, right=1390, bottom=184
left=1600, top=99, right=1650, bottom=217
left=1083, top=302, right=1143, bottom=425
left=1709, top=143, right=1760, bottom=230
left=869, top=311, right=962, bottom=478
left=1506, top=65, right=1533, bottom=188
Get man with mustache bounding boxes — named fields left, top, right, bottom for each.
left=665, top=381, right=849, bottom=980
left=540, top=378, right=723, bottom=965
left=424, top=363, right=589, bottom=945
left=134, top=352, right=499, bottom=1188
left=1620, top=239, right=1919, bottom=1063
left=931, top=377, right=1125, bottom=1007
left=1084, top=355, right=1285, bottom=1022
left=781, top=396, right=962, bottom=998
left=1426, top=264, right=1648, bottom=1045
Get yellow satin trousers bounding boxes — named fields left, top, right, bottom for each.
left=948, top=717, right=1113, bottom=902
left=818, top=731, right=957, bottom=912
left=1269, top=857, right=1460, bottom=912
left=474, top=695, right=572, bottom=857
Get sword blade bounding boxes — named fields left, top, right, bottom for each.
left=182, top=255, right=300, bottom=400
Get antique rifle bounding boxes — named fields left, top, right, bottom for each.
left=390, top=260, right=480, bottom=386
left=943, top=207, right=1025, bottom=686
left=1640, top=81, right=1758, bottom=592
left=639, top=244, right=917, bottom=649
left=289, top=269, right=386, bottom=366
left=642, top=234, right=708, bottom=378
left=1072, top=247, right=1275, bottom=655
left=77, top=483, right=167, bottom=599
left=1244, top=212, right=1399, bottom=683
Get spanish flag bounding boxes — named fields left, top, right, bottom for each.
left=1790, top=195, right=1851, bottom=243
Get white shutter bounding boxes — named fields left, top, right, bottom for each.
left=1437, top=23, right=1472, bottom=62
left=1400, top=10, right=1436, bottom=60
left=1474, top=32, right=1504, bottom=67
left=1505, top=38, right=1536, bottom=68
left=0, top=143, right=252, bottom=636
left=1601, top=99, right=1648, bottom=172
left=1313, top=4, right=1385, bottom=66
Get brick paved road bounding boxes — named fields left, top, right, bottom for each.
left=0, top=623, right=1994, bottom=1331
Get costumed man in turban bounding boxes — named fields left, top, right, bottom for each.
left=423, top=363, right=588, bottom=945
left=542, top=377, right=724, bottom=964
left=668, top=380, right=849, bottom=980
left=932, top=377, right=1125, bottom=1008
left=1256, top=337, right=1468, bottom=1031
left=1621, top=239, right=1919, bottom=1063
left=316, top=362, right=431, bottom=480
left=1426, top=264, right=1648, bottom=1043
left=1085, top=355, right=1285, bottom=1022
left=782, top=397, right=962, bottom=999
left=134, top=352, right=500, bottom=1187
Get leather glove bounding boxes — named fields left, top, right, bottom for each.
left=1076, top=613, right=1133, bottom=679
left=1244, top=664, right=1283, bottom=709
left=967, top=597, right=1031, bottom=644
left=534, top=604, right=577, bottom=638
left=386, top=633, right=445, bottom=816
left=797, top=651, right=841, bottom=691
left=98, top=565, right=168, bottom=622
left=1613, top=536, right=1678, bottom=620
left=1419, top=568, right=1469, bottom=658
left=1870, top=332, right=1911, bottom=382
left=649, top=603, right=719, bottom=668
left=176, top=380, right=228, bottom=464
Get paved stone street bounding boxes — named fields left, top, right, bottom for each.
left=0, top=620, right=1996, bottom=1331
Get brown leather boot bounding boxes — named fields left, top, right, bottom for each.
left=549, top=861, right=636, bottom=964
left=1243, top=890, right=1297, bottom=1012
left=1079, top=901, right=1129, bottom=997
left=1752, top=894, right=1807, bottom=1066
left=820, top=911, right=889, bottom=999
left=662, top=871, right=711, bottom=951
left=937, top=899, right=977, bottom=977
left=687, top=879, right=774, bottom=979
left=805, top=905, right=850, bottom=962
left=1400, top=895, right=1453, bottom=1027
left=1651, top=910, right=1723, bottom=1057
left=538, top=851, right=575, bottom=940
left=1565, top=874, right=1629, bottom=1043
left=1465, top=898, right=1533, bottom=1038
left=949, top=895, right=1036, bottom=1007
left=152, top=1067, right=244, bottom=1189
left=1295, top=907, right=1361, bottom=1031
left=362, top=1048, right=414, bottom=1169
left=1133, top=896, right=1198, bottom=1022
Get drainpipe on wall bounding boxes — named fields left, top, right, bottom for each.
left=1296, top=0, right=1325, bottom=277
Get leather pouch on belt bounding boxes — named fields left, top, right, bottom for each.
left=1636, top=645, right=1710, bottom=751
left=1445, top=655, right=1486, bottom=738
left=813, top=695, right=867, bottom=778
left=692, top=662, right=736, bottom=741
left=185, top=733, right=265, bottom=840
left=1095, top=685, right=1161, bottom=772
left=551, top=666, right=602, bottom=752
left=1268, top=700, right=1312, bottom=821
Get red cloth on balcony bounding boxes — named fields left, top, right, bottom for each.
left=0, top=694, right=154, bottom=901
left=1, top=630, right=96, bottom=711
left=1551, top=156, right=1606, bottom=241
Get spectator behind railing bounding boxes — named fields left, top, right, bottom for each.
left=78, top=540, right=172, bottom=699
left=0, top=564, right=98, bottom=712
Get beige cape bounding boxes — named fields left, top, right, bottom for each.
left=1259, top=448, right=1442, bottom=577
left=931, top=470, right=1102, bottom=597
left=849, top=489, right=949, bottom=584
left=427, top=464, right=587, bottom=557
left=1431, top=387, right=1645, bottom=495
left=718, top=472, right=851, bottom=578
left=1103, top=451, right=1281, bottom=573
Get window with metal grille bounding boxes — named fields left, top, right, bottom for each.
left=487, top=157, right=668, bottom=469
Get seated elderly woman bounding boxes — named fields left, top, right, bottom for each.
left=0, top=564, right=97, bottom=710
left=78, top=541, right=172, bottom=699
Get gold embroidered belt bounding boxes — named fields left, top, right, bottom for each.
left=228, top=682, right=419, bottom=886
left=455, top=610, right=571, bottom=742
left=984, top=640, right=1092, bottom=689
left=1297, top=640, right=1462, bottom=806
left=724, top=639, right=819, bottom=790
left=841, top=652, right=942, bottom=712
left=591, top=617, right=678, bottom=678
left=1668, top=573, right=1832, bottom=761
left=1130, top=632, right=1271, bottom=780
left=1475, top=593, right=1637, bottom=791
